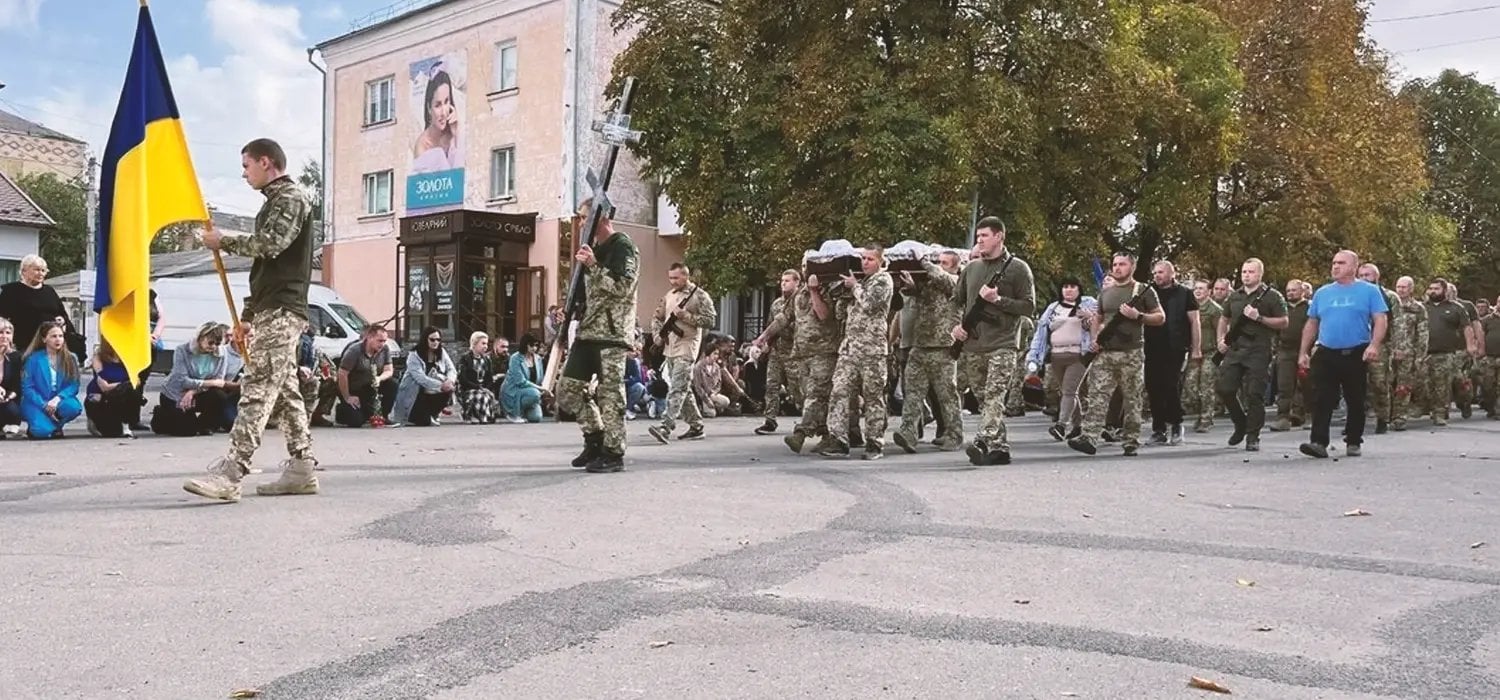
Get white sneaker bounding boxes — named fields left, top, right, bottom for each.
left=626, top=411, right=637, bottom=420
left=2, top=424, right=18, bottom=438
left=508, top=416, right=527, bottom=424
left=122, top=426, right=135, bottom=439
left=431, top=417, right=442, bottom=427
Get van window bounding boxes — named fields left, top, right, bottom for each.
left=329, top=303, right=371, bottom=333
left=309, top=306, right=338, bottom=336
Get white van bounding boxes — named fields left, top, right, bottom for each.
left=150, top=274, right=405, bottom=371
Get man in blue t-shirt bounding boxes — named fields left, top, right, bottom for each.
left=1296, top=250, right=1389, bottom=458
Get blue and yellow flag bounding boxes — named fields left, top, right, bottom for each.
left=94, top=2, right=208, bottom=383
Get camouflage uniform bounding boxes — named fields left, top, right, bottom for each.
left=953, top=251, right=1036, bottom=460
left=559, top=231, right=640, bottom=461
left=1273, top=298, right=1312, bottom=428
left=827, top=271, right=893, bottom=454
left=183, top=176, right=318, bottom=502
left=761, top=294, right=800, bottom=421
left=1183, top=297, right=1222, bottom=430
left=1478, top=314, right=1500, bottom=417
left=1389, top=296, right=1428, bottom=428
left=649, top=284, right=716, bottom=435
left=1365, top=287, right=1400, bottom=425
left=785, top=283, right=845, bottom=449
left=894, top=261, right=961, bottom=451
left=1005, top=315, right=1036, bottom=414
left=1424, top=298, right=1471, bottom=424
left=1078, top=281, right=1160, bottom=451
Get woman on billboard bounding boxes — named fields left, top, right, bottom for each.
left=411, top=67, right=463, bottom=174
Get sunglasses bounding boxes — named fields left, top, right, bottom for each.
left=428, top=337, right=442, bottom=342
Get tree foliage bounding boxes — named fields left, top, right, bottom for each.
left=15, top=172, right=87, bottom=277
left=612, top=0, right=1463, bottom=294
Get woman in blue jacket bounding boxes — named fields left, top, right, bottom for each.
left=501, top=333, right=547, bottom=423
left=20, top=320, right=82, bottom=439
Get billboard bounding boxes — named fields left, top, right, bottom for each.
left=407, top=51, right=467, bottom=212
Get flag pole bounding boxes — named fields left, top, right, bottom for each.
left=205, top=220, right=247, bottom=359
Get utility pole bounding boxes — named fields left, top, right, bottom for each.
left=82, top=155, right=98, bottom=351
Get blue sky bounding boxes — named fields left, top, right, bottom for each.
left=0, top=0, right=1495, bottom=215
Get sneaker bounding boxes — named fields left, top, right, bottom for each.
left=986, top=446, right=1012, bottom=465
left=1461, top=405, right=1473, bottom=419
left=818, top=437, right=850, bottom=458
left=1245, top=438, right=1260, bottom=452
left=754, top=419, right=778, bottom=436
left=121, top=426, right=135, bottom=439
left=862, top=446, right=884, bottom=461
left=1123, top=444, right=1139, bottom=457
left=585, top=452, right=625, bottom=473
left=1047, top=423, right=1066, bottom=442
left=892, top=432, right=917, bottom=454
left=1067, top=435, right=1098, bottom=456
left=1148, top=431, right=1168, bottom=446
left=2, top=424, right=19, bottom=439
left=784, top=431, right=807, bottom=454
left=1168, top=424, right=1184, bottom=445
left=965, top=439, right=989, bottom=466
left=626, top=411, right=637, bottom=421
left=932, top=439, right=963, bottom=452
left=182, top=457, right=246, bottom=502
left=1345, top=443, right=1362, bottom=457
left=1193, top=419, right=1212, bottom=434
left=678, top=425, right=705, bottom=441
left=1299, top=442, right=1329, bottom=459
left=256, top=458, right=320, bottom=496
left=1391, top=420, right=1407, bottom=432
left=431, top=417, right=442, bottom=427
left=648, top=425, right=671, bottom=444
left=1101, top=428, right=1122, bottom=443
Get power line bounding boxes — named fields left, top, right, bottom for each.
left=1370, top=4, right=1500, bottom=23
left=1392, top=34, right=1500, bottom=54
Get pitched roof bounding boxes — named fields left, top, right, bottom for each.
left=0, top=107, right=85, bottom=144
left=0, top=170, right=57, bottom=228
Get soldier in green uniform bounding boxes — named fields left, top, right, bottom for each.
left=1478, top=298, right=1499, bottom=419
left=751, top=270, right=801, bottom=435
left=1184, top=279, right=1222, bottom=432
left=892, top=250, right=962, bottom=453
left=822, top=244, right=894, bottom=459
left=1215, top=258, right=1289, bottom=452
left=952, top=217, right=1036, bottom=466
left=184, top=139, right=319, bottom=502
left=559, top=198, right=639, bottom=473
left=1389, top=276, right=1428, bottom=430
left=1271, top=279, right=1312, bottom=432
left=1356, top=263, right=1400, bottom=432
left=779, top=269, right=844, bottom=454
left=1424, top=278, right=1472, bottom=426
left=1005, top=315, right=1037, bottom=416
left=1449, top=282, right=1483, bottom=419
left=1068, top=253, right=1163, bottom=457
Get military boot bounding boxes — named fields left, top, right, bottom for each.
left=586, top=451, right=625, bottom=473
left=784, top=430, right=808, bottom=454
left=573, top=432, right=604, bottom=468
left=182, top=457, right=248, bottom=502
left=754, top=419, right=778, bottom=435
left=256, top=457, right=320, bottom=496
left=1269, top=417, right=1291, bottom=432
left=818, top=437, right=850, bottom=458
left=892, top=431, right=917, bottom=454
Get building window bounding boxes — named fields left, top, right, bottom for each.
left=363, top=170, right=393, bottom=215
left=492, top=41, right=518, bottom=93
left=490, top=147, right=516, bottom=200
left=0, top=258, right=17, bottom=285
left=365, top=76, right=394, bottom=125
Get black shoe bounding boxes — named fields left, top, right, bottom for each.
left=1375, top=419, right=1388, bottom=435
left=1067, top=425, right=1082, bottom=440
left=1067, top=436, right=1098, bottom=456
left=1123, top=443, right=1139, bottom=457
left=892, top=432, right=917, bottom=454
left=966, top=440, right=989, bottom=466
left=585, top=452, right=625, bottom=473
left=1047, top=423, right=1066, bottom=442
left=1245, top=437, right=1260, bottom=452
left=1101, top=428, right=1122, bottom=443
left=1228, top=425, right=1246, bottom=446
left=678, top=425, right=705, bottom=440
left=819, top=437, right=850, bottom=458
left=987, top=447, right=1011, bottom=465
left=862, top=446, right=884, bottom=461
left=1148, top=431, right=1168, bottom=446
left=572, top=433, right=603, bottom=468
left=1461, top=405, right=1473, bottom=419
left=1299, top=442, right=1328, bottom=459
left=754, top=419, right=778, bottom=435
left=1168, top=424, right=1184, bottom=445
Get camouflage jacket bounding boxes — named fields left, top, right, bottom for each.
left=577, top=231, right=640, bottom=348
left=759, top=294, right=795, bottom=354
left=220, top=176, right=314, bottom=321
left=1197, top=298, right=1223, bottom=354
left=903, top=260, right=960, bottom=348
left=789, top=285, right=844, bottom=358
left=1392, top=296, right=1428, bottom=357
left=838, top=271, right=893, bottom=357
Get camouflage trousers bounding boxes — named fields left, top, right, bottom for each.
left=828, top=351, right=889, bottom=448
left=1478, top=357, right=1500, bottom=413
left=1274, top=354, right=1310, bottom=423
left=560, top=341, right=628, bottom=455
left=795, top=354, right=838, bottom=436
left=1181, top=358, right=1217, bottom=422
left=1425, top=351, right=1470, bottom=419
left=658, top=356, right=703, bottom=432
left=762, top=350, right=801, bottom=420
left=897, top=347, right=962, bottom=446
left=1390, top=356, right=1423, bottom=423
left=1366, top=350, right=1393, bottom=422
left=1004, top=352, right=1027, bottom=413
left=226, top=308, right=314, bottom=473
left=958, top=352, right=989, bottom=403
left=1082, top=350, right=1144, bottom=447
left=962, top=349, right=1018, bottom=448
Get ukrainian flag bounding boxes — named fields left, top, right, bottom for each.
left=94, top=2, right=208, bottom=384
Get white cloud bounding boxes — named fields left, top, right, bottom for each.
left=0, top=0, right=43, bottom=30
left=31, top=0, right=322, bottom=216
left=315, top=3, right=345, bottom=22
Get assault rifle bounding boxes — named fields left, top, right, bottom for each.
left=1080, top=283, right=1151, bottom=366
left=1211, top=285, right=1270, bottom=366
left=646, top=286, right=696, bottom=369
left=949, top=257, right=1014, bottom=360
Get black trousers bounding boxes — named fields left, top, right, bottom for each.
left=406, top=390, right=453, bottom=426
left=1145, top=346, right=1187, bottom=431
left=336, top=379, right=397, bottom=427
left=1216, top=348, right=1274, bottom=436
left=151, top=389, right=230, bottom=437
left=85, top=387, right=140, bottom=437
left=1311, top=345, right=1369, bottom=447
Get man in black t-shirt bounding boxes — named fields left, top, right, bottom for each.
left=336, top=324, right=397, bottom=427
left=1143, top=260, right=1200, bottom=446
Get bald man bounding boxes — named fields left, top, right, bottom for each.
left=1215, top=258, right=1288, bottom=452
left=1298, top=251, right=1388, bottom=458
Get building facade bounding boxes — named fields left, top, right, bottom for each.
left=0, top=170, right=55, bottom=284
left=0, top=108, right=88, bottom=184
left=314, top=0, right=685, bottom=347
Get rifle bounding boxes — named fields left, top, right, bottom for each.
left=1080, top=283, right=1151, bottom=366
left=646, top=286, right=696, bottom=369
left=1211, top=285, right=1270, bottom=366
left=949, top=256, right=1014, bottom=360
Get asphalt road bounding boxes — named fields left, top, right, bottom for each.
left=1, top=412, right=1497, bottom=699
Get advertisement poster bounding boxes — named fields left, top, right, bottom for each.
left=408, top=265, right=429, bottom=313
left=434, top=260, right=455, bottom=313
left=407, top=51, right=467, bottom=212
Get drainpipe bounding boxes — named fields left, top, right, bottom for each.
left=307, top=47, right=329, bottom=268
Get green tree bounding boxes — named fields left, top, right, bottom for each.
left=297, top=158, right=323, bottom=223
left=1400, top=70, right=1500, bottom=299
left=15, top=172, right=87, bottom=276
